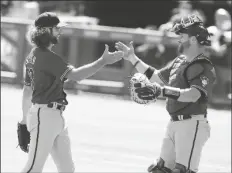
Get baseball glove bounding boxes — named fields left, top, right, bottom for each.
left=129, top=73, right=161, bottom=104
left=17, top=122, right=30, bottom=153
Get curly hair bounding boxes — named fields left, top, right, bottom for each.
left=26, top=25, right=53, bottom=49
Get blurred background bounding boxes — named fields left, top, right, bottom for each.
left=1, top=0, right=231, bottom=108
left=1, top=1, right=231, bottom=172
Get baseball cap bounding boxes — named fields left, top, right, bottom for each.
left=34, top=12, right=68, bottom=28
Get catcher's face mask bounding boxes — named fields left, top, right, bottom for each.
left=170, top=14, right=211, bottom=46
left=170, top=14, right=203, bottom=35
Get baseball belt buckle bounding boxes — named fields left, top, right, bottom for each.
left=60, top=105, right=65, bottom=111
left=53, top=102, right=58, bottom=109
left=177, top=115, right=184, bottom=121
left=55, top=103, right=65, bottom=111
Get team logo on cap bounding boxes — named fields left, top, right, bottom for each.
left=200, top=76, right=209, bottom=87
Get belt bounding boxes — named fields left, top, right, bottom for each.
left=47, top=102, right=66, bottom=111
left=171, top=114, right=206, bottom=121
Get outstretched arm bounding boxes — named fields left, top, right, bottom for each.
left=134, top=82, right=201, bottom=103
left=135, top=62, right=216, bottom=103
left=115, top=41, right=164, bottom=84
left=161, top=85, right=201, bottom=102
left=66, top=44, right=123, bottom=81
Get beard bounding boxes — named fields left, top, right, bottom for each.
left=178, top=40, right=191, bottom=54
left=178, top=43, right=184, bottom=54
left=50, top=36, right=59, bottom=45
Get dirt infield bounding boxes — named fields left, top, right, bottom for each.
left=1, top=84, right=231, bottom=172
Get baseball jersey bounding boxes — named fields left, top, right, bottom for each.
left=24, top=47, right=74, bottom=105
left=157, top=54, right=216, bottom=116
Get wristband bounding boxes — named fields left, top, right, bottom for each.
left=144, top=66, right=155, bottom=80
left=162, top=86, right=180, bottom=100
left=133, top=60, right=140, bottom=69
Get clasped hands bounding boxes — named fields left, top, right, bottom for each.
left=102, top=41, right=134, bottom=65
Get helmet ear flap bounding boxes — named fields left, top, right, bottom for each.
left=195, top=28, right=212, bottom=46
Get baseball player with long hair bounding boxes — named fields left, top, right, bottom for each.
left=18, top=12, right=123, bottom=172
left=115, top=14, right=216, bottom=173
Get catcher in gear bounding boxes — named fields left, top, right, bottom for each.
left=116, top=14, right=216, bottom=173
left=20, top=12, right=123, bottom=172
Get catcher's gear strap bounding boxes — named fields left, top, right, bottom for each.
left=183, top=56, right=215, bottom=98
left=162, top=86, right=181, bottom=100
left=144, top=66, right=155, bottom=80
left=184, top=55, right=213, bottom=84
left=186, top=63, right=204, bottom=81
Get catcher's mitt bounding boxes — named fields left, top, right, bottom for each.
left=129, top=73, right=161, bottom=104
left=17, top=122, right=30, bottom=153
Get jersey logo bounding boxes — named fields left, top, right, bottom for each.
left=200, top=76, right=209, bottom=87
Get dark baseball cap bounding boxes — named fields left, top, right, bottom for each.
left=34, top=12, right=68, bottom=28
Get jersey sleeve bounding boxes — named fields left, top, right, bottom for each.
left=44, top=55, right=74, bottom=81
left=186, top=63, right=216, bottom=97
left=157, top=59, right=175, bottom=85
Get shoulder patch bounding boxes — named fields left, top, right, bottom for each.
left=200, top=76, right=209, bottom=87
left=186, top=63, right=204, bottom=80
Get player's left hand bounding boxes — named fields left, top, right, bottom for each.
left=101, top=44, right=124, bottom=64
left=129, top=73, right=162, bottom=104
left=134, top=81, right=162, bottom=101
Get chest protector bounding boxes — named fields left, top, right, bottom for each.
left=166, top=55, right=212, bottom=116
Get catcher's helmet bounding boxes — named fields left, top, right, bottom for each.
left=170, top=14, right=212, bottom=46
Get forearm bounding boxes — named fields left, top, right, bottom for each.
left=128, top=54, right=164, bottom=84
left=67, top=57, right=106, bottom=81
left=21, top=87, right=32, bottom=123
left=128, top=54, right=149, bottom=73
left=161, top=86, right=201, bottom=102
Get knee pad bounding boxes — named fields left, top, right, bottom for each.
left=172, top=163, right=196, bottom=173
left=147, top=158, right=172, bottom=173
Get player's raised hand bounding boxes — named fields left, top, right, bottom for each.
left=115, top=41, right=135, bottom=61
left=101, top=44, right=124, bottom=64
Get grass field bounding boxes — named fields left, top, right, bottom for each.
left=1, top=84, right=231, bottom=172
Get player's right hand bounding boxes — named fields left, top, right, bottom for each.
left=115, top=41, right=135, bottom=61
left=101, top=44, right=124, bottom=65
